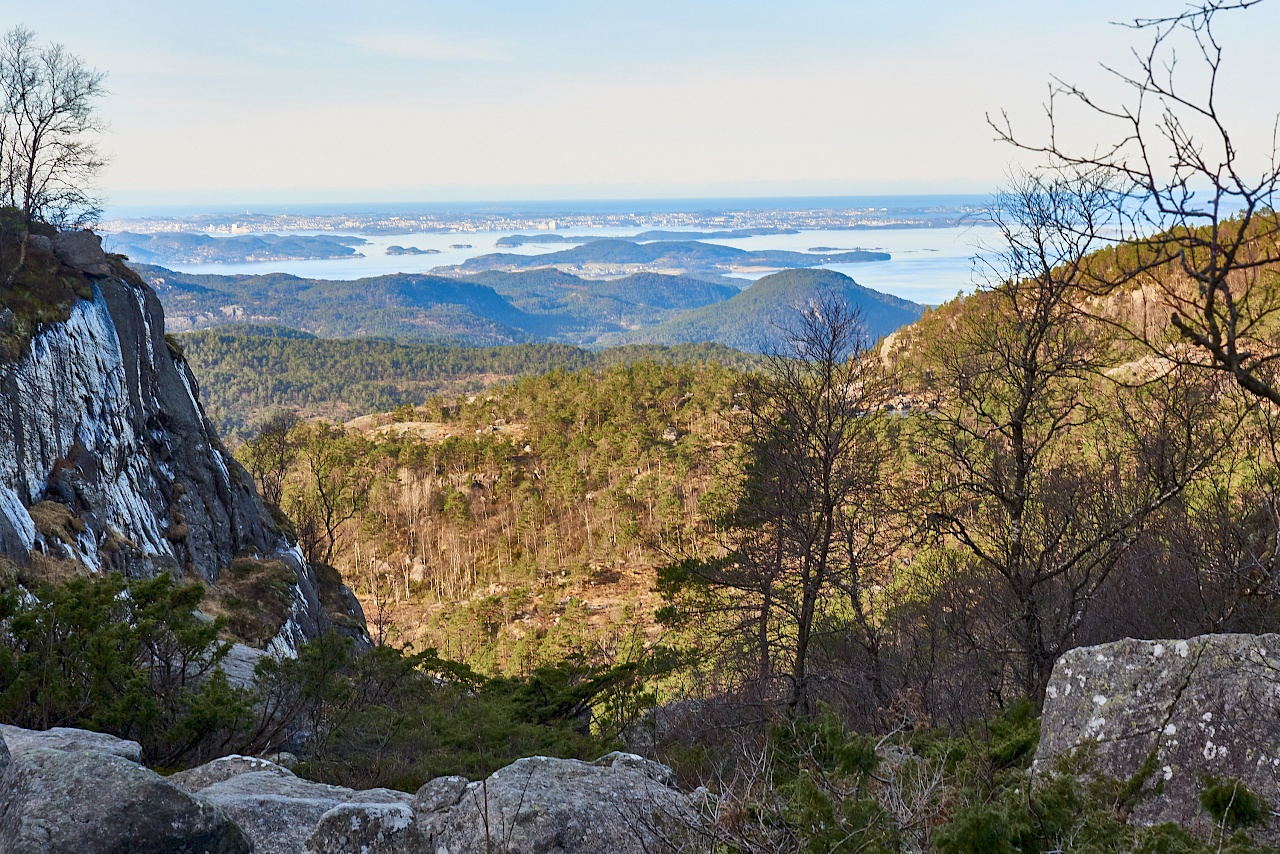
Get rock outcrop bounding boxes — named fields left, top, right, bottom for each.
left=188, top=768, right=412, bottom=854
left=0, top=726, right=702, bottom=853
left=0, top=723, right=250, bottom=854
left=410, top=751, right=698, bottom=854
left=0, top=229, right=365, bottom=654
left=0, top=723, right=142, bottom=763
left=1035, top=633, right=1280, bottom=843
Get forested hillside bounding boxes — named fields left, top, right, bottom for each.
left=141, top=263, right=757, bottom=345
left=233, top=359, right=742, bottom=675
left=600, top=267, right=925, bottom=350
left=177, top=324, right=759, bottom=436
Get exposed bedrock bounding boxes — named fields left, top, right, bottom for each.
left=0, top=230, right=366, bottom=653
left=1034, top=632, right=1280, bottom=843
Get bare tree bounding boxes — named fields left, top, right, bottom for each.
left=991, top=0, right=1280, bottom=407
left=285, top=422, right=375, bottom=567
left=0, top=26, right=106, bottom=228
left=238, top=412, right=300, bottom=508
left=922, top=171, right=1233, bottom=706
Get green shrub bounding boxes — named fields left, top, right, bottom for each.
left=0, top=573, right=252, bottom=768
left=1200, top=776, right=1269, bottom=830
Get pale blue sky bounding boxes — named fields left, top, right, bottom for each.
left=10, top=1, right=1280, bottom=205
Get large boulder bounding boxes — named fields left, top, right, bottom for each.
left=50, top=230, right=113, bottom=277
left=306, top=801, right=421, bottom=854
left=0, top=723, right=142, bottom=763
left=1035, top=633, right=1280, bottom=842
left=192, top=765, right=412, bottom=854
left=416, top=752, right=698, bottom=854
left=168, top=753, right=297, bottom=793
left=0, top=747, right=250, bottom=854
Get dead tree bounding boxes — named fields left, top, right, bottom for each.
left=991, top=0, right=1280, bottom=407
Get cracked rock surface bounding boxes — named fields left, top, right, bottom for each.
left=0, top=725, right=250, bottom=854
left=1034, top=633, right=1280, bottom=842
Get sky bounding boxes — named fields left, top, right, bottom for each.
left=7, top=1, right=1280, bottom=208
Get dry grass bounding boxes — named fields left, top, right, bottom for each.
left=28, top=500, right=86, bottom=544
left=200, top=556, right=298, bottom=646
left=21, top=552, right=89, bottom=587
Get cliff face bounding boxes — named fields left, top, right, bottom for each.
left=0, top=231, right=360, bottom=654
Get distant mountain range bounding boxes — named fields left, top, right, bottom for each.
left=135, top=262, right=923, bottom=352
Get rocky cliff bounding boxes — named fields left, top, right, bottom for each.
left=0, top=230, right=362, bottom=654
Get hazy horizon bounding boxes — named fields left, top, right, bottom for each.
left=8, top=1, right=1280, bottom=208
left=101, top=192, right=993, bottom=220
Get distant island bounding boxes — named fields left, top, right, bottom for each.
left=448, top=238, right=890, bottom=279
left=102, top=232, right=366, bottom=264
left=386, top=245, right=441, bottom=256
left=449, top=244, right=473, bottom=249
left=495, top=227, right=800, bottom=248
left=494, top=234, right=581, bottom=247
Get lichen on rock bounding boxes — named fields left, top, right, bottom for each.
left=1035, top=633, right=1280, bottom=843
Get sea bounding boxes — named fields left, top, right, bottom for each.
left=109, top=196, right=1005, bottom=307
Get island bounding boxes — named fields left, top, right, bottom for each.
left=101, top=232, right=367, bottom=264
left=448, top=238, right=890, bottom=279
left=386, top=245, right=441, bottom=256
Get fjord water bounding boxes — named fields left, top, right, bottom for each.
left=153, top=223, right=999, bottom=307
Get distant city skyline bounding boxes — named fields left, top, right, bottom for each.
left=7, top=1, right=1280, bottom=208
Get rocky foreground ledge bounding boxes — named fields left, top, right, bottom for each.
left=0, top=723, right=701, bottom=854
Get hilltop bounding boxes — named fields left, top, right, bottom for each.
left=599, top=267, right=926, bottom=351
left=138, top=264, right=746, bottom=345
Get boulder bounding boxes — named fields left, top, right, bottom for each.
left=411, top=775, right=470, bottom=842
left=0, top=723, right=142, bottom=763
left=1035, top=633, right=1280, bottom=843
left=196, top=770, right=412, bottom=854
left=26, top=234, right=53, bottom=256
left=0, top=747, right=250, bottom=854
left=169, top=754, right=297, bottom=793
left=50, top=229, right=113, bottom=276
left=219, top=644, right=270, bottom=689
left=421, top=753, right=697, bottom=854
left=306, top=801, right=422, bottom=854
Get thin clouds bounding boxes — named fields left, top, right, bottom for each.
left=347, top=33, right=510, bottom=63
